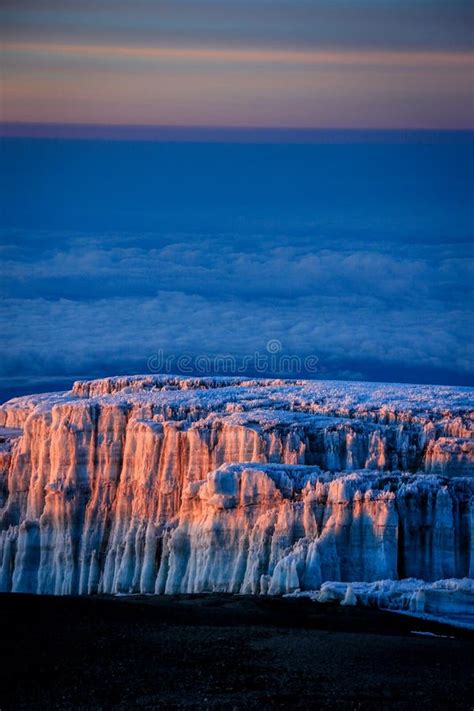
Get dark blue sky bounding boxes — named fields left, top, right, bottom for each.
left=1, top=2, right=472, bottom=397
left=1, top=131, right=473, bottom=391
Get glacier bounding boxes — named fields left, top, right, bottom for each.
left=288, top=578, right=474, bottom=630
left=0, top=375, right=473, bottom=615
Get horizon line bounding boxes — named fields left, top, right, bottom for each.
left=2, top=122, right=473, bottom=144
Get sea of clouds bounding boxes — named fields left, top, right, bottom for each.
left=1, top=228, right=472, bottom=388
left=1, top=136, right=472, bottom=393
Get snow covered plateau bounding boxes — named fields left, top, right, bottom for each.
left=0, top=375, right=473, bottom=623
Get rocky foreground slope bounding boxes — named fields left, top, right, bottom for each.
left=0, top=375, right=473, bottom=598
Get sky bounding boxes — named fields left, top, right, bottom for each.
left=1, top=0, right=473, bottom=129
left=0, top=2, right=473, bottom=396
left=1, top=136, right=473, bottom=393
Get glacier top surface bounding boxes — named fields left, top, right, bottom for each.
left=1, top=375, right=473, bottom=422
left=0, top=375, right=474, bottom=429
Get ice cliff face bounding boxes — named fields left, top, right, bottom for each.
left=290, top=578, right=474, bottom=629
left=0, top=375, right=472, bottom=596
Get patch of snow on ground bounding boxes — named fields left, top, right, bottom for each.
left=286, top=578, right=474, bottom=630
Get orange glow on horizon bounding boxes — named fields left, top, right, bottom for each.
left=2, top=40, right=473, bottom=129
left=3, top=41, right=474, bottom=69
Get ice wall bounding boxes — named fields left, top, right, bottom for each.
left=158, top=465, right=474, bottom=596
left=0, top=375, right=472, bottom=595
left=299, top=578, right=474, bottom=628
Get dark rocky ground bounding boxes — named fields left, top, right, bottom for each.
left=1, top=593, right=473, bottom=710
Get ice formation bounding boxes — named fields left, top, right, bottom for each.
left=289, top=578, right=474, bottom=629
left=0, top=375, right=472, bottom=599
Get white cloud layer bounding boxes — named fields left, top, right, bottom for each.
left=1, top=230, right=472, bottom=385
